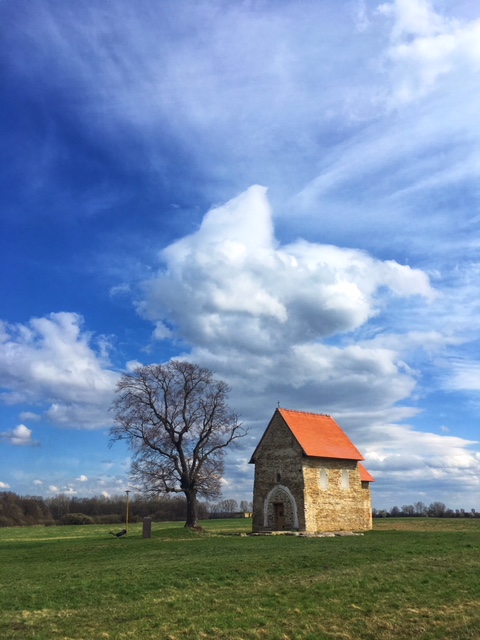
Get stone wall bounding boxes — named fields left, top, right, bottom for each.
left=303, top=458, right=372, bottom=532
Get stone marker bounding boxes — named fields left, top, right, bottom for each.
left=143, top=517, right=152, bottom=539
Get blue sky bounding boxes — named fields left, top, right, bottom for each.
left=1, top=0, right=480, bottom=509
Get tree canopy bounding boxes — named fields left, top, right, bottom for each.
left=110, top=360, right=246, bottom=528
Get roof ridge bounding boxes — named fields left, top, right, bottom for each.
left=279, top=407, right=331, bottom=417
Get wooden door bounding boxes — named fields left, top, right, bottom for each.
left=274, top=502, right=285, bottom=530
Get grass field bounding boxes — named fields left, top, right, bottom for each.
left=1, top=518, right=480, bottom=640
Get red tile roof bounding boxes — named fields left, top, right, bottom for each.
left=358, top=462, right=375, bottom=483
left=278, top=408, right=365, bottom=461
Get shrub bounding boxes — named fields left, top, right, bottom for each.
left=59, top=513, right=95, bottom=525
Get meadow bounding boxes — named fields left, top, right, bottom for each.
left=1, top=518, right=480, bottom=640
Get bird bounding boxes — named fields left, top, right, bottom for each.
left=109, top=529, right=127, bottom=538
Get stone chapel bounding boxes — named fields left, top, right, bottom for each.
left=249, top=408, right=375, bottom=533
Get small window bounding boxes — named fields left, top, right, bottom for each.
left=341, top=469, right=349, bottom=490
left=276, top=471, right=282, bottom=483
left=319, top=468, right=328, bottom=490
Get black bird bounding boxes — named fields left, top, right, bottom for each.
left=109, top=529, right=127, bottom=538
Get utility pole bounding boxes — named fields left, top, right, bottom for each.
left=125, top=490, right=131, bottom=534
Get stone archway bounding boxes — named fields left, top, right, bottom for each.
left=263, top=484, right=299, bottom=530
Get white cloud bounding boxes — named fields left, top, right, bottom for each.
left=1, top=424, right=37, bottom=447
left=378, top=0, right=480, bottom=104
left=76, top=475, right=88, bottom=482
left=0, top=312, right=119, bottom=429
left=125, top=360, right=143, bottom=372
left=361, top=421, right=480, bottom=504
left=49, top=485, right=59, bottom=493
left=19, top=411, right=41, bottom=421
left=139, top=186, right=434, bottom=355
left=33, top=480, right=43, bottom=486
left=444, top=359, right=480, bottom=392
left=138, top=189, right=435, bottom=419
left=109, top=283, right=131, bottom=297
left=0, top=481, right=10, bottom=489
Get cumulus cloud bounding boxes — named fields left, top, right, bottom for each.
left=0, top=481, right=10, bottom=489
left=76, top=475, right=88, bottom=482
left=138, top=189, right=434, bottom=412
left=139, top=186, right=433, bottom=355
left=1, top=424, right=38, bottom=447
left=0, top=312, right=119, bottom=429
left=138, top=187, right=432, bottom=422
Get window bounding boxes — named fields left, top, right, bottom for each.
left=276, top=470, right=282, bottom=483
left=319, top=468, right=328, bottom=490
left=341, top=469, right=349, bottom=490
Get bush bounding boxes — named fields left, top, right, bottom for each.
left=59, top=513, right=95, bottom=525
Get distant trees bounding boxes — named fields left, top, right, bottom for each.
left=213, top=499, right=238, bottom=514
left=372, top=502, right=479, bottom=519
left=0, top=492, right=54, bottom=527
left=110, top=361, right=247, bottom=528
left=0, top=491, right=213, bottom=527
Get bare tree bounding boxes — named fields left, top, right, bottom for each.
left=110, top=361, right=246, bottom=528
left=428, top=501, right=447, bottom=518
left=414, top=501, right=427, bottom=516
left=217, top=499, right=238, bottom=513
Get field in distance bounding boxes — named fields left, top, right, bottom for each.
left=1, top=518, right=480, bottom=640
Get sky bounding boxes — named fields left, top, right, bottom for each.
left=1, top=0, right=480, bottom=510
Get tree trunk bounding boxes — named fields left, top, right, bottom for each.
left=184, top=489, right=199, bottom=528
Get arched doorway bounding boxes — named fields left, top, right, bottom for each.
left=263, top=485, right=299, bottom=531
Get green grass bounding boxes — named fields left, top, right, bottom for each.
left=1, top=518, right=480, bottom=639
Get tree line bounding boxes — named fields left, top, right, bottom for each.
left=0, top=491, right=252, bottom=528
left=373, top=501, right=480, bottom=518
